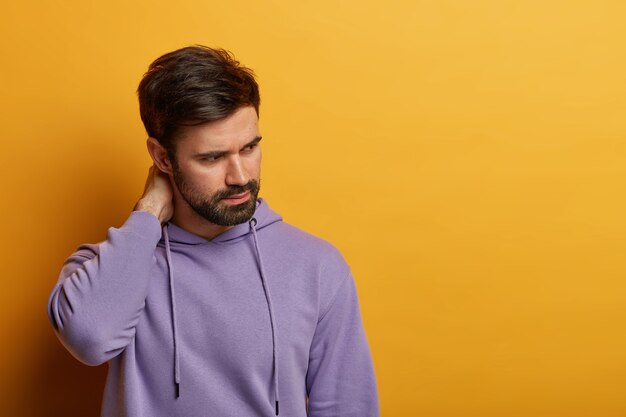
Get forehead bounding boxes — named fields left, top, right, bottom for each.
left=176, top=106, right=260, bottom=152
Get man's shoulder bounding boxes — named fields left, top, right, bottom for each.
left=264, top=220, right=350, bottom=273
left=268, top=220, right=337, bottom=249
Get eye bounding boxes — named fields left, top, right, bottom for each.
left=201, top=155, right=221, bottom=162
left=243, top=143, right=258, bottom=152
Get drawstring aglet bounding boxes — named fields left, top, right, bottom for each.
left=275, top=400, right=279, bottom=415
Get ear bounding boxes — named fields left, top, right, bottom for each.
left=146, top=137, right=174, bottom=174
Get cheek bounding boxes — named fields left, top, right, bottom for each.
left=247, top=153, right=262, bottom=176
left=182, top=167, right=224, bottom=192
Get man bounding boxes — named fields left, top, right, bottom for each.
left=48, top=45, right=379, bottom=417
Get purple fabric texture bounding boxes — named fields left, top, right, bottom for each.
left=48, top=198, right=379, bottom=417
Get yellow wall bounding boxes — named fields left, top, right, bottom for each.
left=2, top=1, right=626, bottom=415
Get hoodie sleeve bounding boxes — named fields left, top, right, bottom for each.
left=47, top=210, right=162, bottom=366
left=306, top=272, right=380, bottom=417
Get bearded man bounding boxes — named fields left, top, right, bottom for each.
left=48, top=45, right=379, bottom=417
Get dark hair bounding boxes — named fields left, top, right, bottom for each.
left=137, top=45, right=260, bottom=157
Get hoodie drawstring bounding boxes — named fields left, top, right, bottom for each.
left=250, top=218, right=280, bottom=415
left=162, top=220, right=280, bottom=415
left=163, top=225, right=181, bottom=398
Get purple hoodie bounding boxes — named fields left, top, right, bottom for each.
left=48, top=198, right=379, bottom=417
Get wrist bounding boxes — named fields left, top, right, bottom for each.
left=134, top=198, right=167, bottom=223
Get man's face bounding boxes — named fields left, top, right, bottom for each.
left=169, top=106, right=262, bottom=226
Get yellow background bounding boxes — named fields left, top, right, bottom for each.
left=2, top=1, right=626, bottom=416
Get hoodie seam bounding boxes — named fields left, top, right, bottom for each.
left=317, top=270, right=351, bottom=324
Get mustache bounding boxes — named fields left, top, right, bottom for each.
left=213, top=180, right=259, bottom=200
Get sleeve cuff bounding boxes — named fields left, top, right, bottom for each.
left=119, top=210, right=163, bottom=242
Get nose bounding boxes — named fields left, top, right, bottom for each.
left=225, top=155, right=248, bottom=186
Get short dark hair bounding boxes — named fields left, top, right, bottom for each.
left=137, top=45, right=260, bottom=156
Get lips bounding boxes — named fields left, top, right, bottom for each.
left=224, top=191, right=250, bottom=200
left=221, top=191, right=251, bottom=204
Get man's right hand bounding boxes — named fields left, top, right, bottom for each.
left=134, top=164, right=175, bottom=224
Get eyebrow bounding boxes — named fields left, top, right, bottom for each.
left=193, top=136, right=262, bottom=159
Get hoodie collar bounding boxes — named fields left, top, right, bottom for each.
left=164, top=198, right=282, bottom=245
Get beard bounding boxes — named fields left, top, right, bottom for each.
left=172, top=164, right=261, bottom=227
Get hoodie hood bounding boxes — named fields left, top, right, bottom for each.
left=161, top=197, right=283, bottom=415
